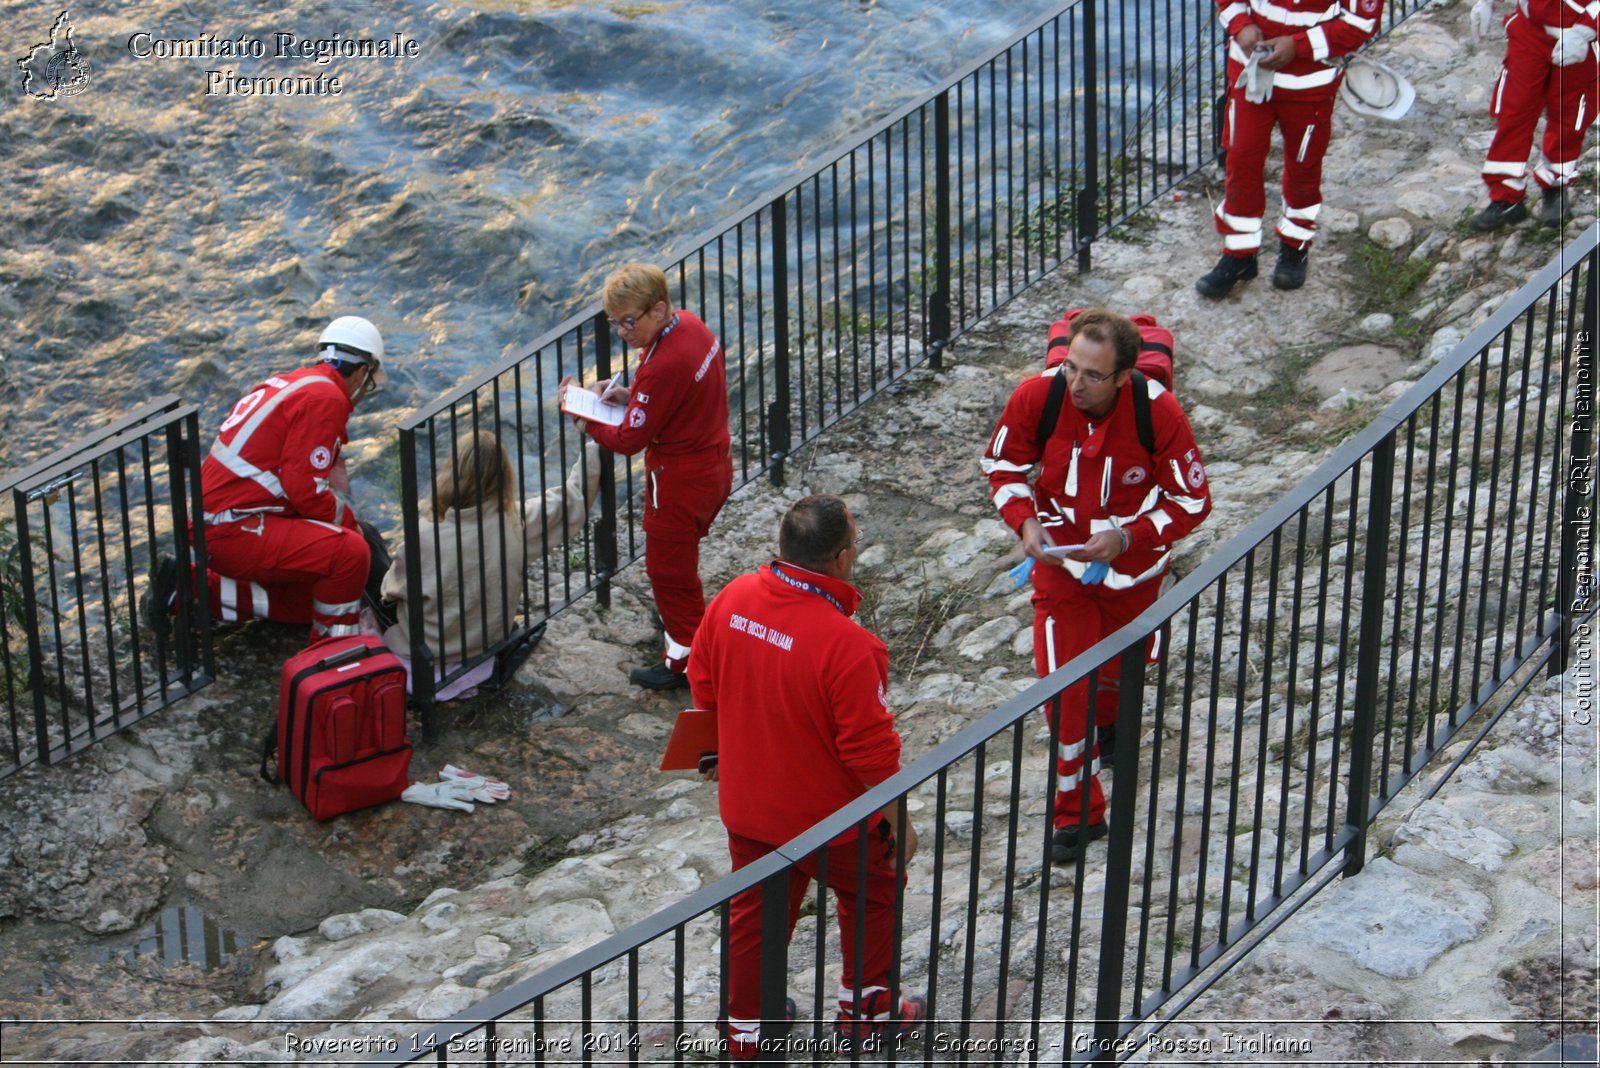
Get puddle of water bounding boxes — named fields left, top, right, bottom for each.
left=93, top=907, right=239, bottom=970
left=500, top=689, right=568, bottom=728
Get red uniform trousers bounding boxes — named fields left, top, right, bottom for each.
left=1483, top=13, right=1600, bottom=204
left=1031, top=561, right=1163, bottom=829
left=1215, top=89, right=1337, bottom=256
left=644, top=445, right=732, bottom=671
left=201, top=514, right=369, bottom=644
left=724, top=828, right=902, bottom=1050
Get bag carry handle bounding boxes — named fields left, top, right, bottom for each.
left=318, top=644, right=369, bottom=670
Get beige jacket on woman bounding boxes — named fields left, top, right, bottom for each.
left=382, top=441, right=601, bottom=663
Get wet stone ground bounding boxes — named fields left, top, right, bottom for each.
left=0, top=616, right=682, bottom=1021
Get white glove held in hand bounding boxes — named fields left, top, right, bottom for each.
left=439, top=764, right=511, bottom=803
left=1552, top=24, right=1596, bottom=66
left=1236, top=49, right=1274, bottom=104
left=1470, top=0, right=1495, bottom=41
left=401, top=780, right=478, bottom=813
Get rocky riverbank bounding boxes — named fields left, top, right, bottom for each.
left=1, top=0, right=1596, bottom=1063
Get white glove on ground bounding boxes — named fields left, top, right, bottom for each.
left=1470, top=0, right=1495, bottom=41
left=1552, top=24, right=1596, bottom=66
left=439, top=764, right=511, bottom=803
left=401, top=780, right=478, bottom=813
left=1237, top=48, right=1274, bottom=104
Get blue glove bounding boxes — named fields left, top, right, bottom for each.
left=1080, top=560, right=1109, bottom=585
left=1009, top=558, right=1035, bottom=586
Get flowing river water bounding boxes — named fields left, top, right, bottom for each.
left=2, top=0, right=1071, bottom=469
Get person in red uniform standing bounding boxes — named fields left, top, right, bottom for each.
left=563, top=263, right=732, bottom=690
left=1196, top=0, right=1382, bottom=297
left=982, top=309, right=1212, bottom=863
left=1466, top=0, right=1598, bottom=232
left=147, top=316, right=385, bottom=645
left=687, top=494, right=923, bottom=1057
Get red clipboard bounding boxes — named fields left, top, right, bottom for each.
left=660, top=708, right=718, bottom=771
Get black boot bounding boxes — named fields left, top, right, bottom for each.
left=630, top=662, right=689, bottom=690
left=1272, top=242, right=1310, bottom=291
left=1195, top=253, right=1258, bottom=298
left=1538, top=187, right=1568, bottom=228
left=1468, top=198, right=1528, bottom=233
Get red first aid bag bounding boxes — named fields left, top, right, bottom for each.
left=261, top=636, right=412, bottom=820
left=1045, top=309, right=1175, bottom=391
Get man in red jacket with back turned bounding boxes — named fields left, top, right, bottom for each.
left=564, top=263, right=732, bottom=690
left=1196, top=0, right=1382, bottom=297
left=688, top=495, right=923, bottom=1058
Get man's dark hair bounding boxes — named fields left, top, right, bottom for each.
left=779, top=494, right=854, bottom=571
left=1068, top=308, right=1142, bottom=372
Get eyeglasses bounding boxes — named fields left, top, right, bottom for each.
left=607, top=309, right=651, bottom=332
left=1063, top=361, right=1115, bottom=385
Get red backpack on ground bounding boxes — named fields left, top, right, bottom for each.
left=1036, top=309, right=1176, bottom=452
left=261, top=636, right=413, bottom=819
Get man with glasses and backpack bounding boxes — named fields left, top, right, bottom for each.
left=982, top=308, right=1212, bottom=864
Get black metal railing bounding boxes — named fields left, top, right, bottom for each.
left=0, top=397, right=214, bottom=776
left=390, top=0, right=1439, bottom=732
left=373, top=226, right=1595, bottom=1064
left=392, top=0, right=1205, bottom=729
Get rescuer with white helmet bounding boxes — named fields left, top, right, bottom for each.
left=145, top=316, right=388, bottom=644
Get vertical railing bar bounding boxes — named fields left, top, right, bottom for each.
left=1092, top=644, right=1147, bottom=1059
left=1162, top=602, right=1201, bottom=992
left=114, top=445, right=149, bottom=718
left=959, top=740, right=986, bottom=1047
left=1346, top=436, right=1395, bottom=874
left=769, top=195, right=792, bottom=488
left=1473, top=329, right=1514, bottom=687
left=932, top=89, right=952, bottom=360
left=1249, top=531, right=1282, bottom=917
left=1429, top=372, right=1467, bottom=732
left=1077, top=0, right=1098, bottom=273
left=1281, top=508, right=1310, bottom=884
left=180, top=411, right=214, bottom=683
left=869, top=133, right=881, bottom=392
left=14, top=489, right=49, bottom=767
left=89, top=456, right=123, bottom=729
left=849, top=150, right=862, bottom=411
left=927, top=768, right=949, bottom=1060
left=1385, top=415, right=1419, bottom=785
left=64, top=480, right=97, bottom=735
left=1409, top=398, right=1443, bottom=761
left=1495, top=305, right=1537, bottom=669
left=1137, top=601, right=1175, bottom=1006
left=39, top=490, right=72, bottom=754
left=1051, top=16, right=1065, bottom=265
left=1217, top=549, right=1255, bottom=942
left=673, top=925, right=687, bottom=1068
left=987, top=58, right=999, bottom=310
left=1524, top=279, right=1560, bottom=647
left=1192, top=570, right=1227, bottom=965
left=1451, top=355, right=1491, bottom=717
left=991, top=722, right=1027, bottom=1041
left=1554, top=248, right=1594, bottom=670
left=1312, top=484, right=1337, bottom=851
left=1004, top=45, right=1016, bottom=297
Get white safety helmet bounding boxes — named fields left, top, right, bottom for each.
left=1339, top=57, right=1416, bottom=121
left=317, top=315, right=387, bottom=384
